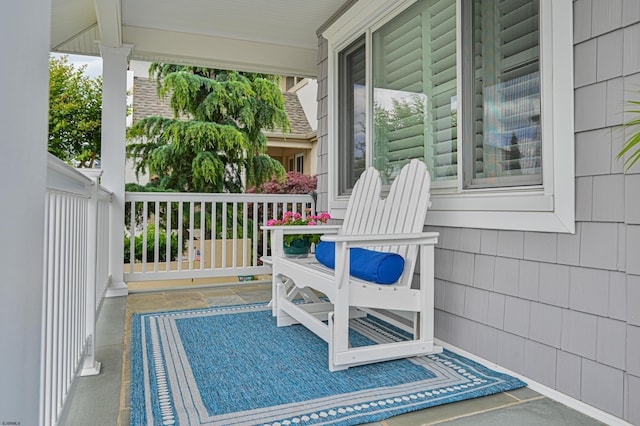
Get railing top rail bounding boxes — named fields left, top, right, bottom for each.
left=47, top=154, right=94, bottom=195
left=125, top=192, right=315, bottom=203
left=97, top=184, right=113, bottom=197
left=46, top=155, right=116, bottom=200
left=74, top=167, right=113, bottom=198
left=47, top=153, right=94, bottom=184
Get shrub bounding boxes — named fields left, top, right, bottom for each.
left=247, top=171, right=317, bottom=194
left=124, top=224, right=179, bottom=263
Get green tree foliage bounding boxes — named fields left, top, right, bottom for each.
left=618, top=96, right=640, bottom=171
left=373, top=95, right=425, bottom=183
left=126, top=64, right=288, bottom=193
left=48, top=55, right=102, bottom=167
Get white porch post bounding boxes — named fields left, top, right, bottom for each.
left=0, top=0, right=50, bottom=424
left=99, top=44, right=132, bottom=297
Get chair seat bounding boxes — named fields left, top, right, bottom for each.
left=277, top=255, right=395, bottom=291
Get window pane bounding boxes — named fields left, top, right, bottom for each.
left=338, top=37, right=366, bottom=194
left=465, top=0, right=541, bottom=188
left=372, top=0, right=457, bottom=185
left=295, top=154, right=304, bottom=174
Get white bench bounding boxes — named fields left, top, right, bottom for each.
left=264, top=160, right=441, bottom=371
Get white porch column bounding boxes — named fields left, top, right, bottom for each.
left=0, top=0, right=50, bottom=424
left=99, top=44, right=132, bottom=297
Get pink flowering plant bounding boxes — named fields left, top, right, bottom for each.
left=267, top=209, right=331, bottom=246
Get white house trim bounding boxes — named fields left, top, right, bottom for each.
left=0, top=2, right=50, bottom=424
left=99, top=43, right=132, bottom=296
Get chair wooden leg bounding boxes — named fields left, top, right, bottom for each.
left=327, top=312, right=348, bottom=372
left=328, top=284, right=351, bottom=371
left=271, top=273, right=289, bottom=316
left=270, top=274, right=279, bottom=316
left=276, top=279, right=298, bottom=327
left=419, top=245, right=435, bottom=344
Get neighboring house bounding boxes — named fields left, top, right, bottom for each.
left=128, top=62, right=317, bottom=184
left=265, top=89, right=317, bottom=176
left=130, top=75, right=175, bottom=123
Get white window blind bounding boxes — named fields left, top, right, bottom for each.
left=372, top=0, right=457, bottom=184
left=467, top=0, right=541, bottom=188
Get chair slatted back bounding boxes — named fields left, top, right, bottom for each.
left=341, top=159, right=432, bottom=286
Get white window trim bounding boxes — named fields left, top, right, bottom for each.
left=324, top=0, right=574, bottom=233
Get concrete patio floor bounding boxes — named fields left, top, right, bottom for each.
left=59, top=283, right=606, bottom=426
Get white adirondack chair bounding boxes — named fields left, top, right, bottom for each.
left=266, top=159, right=441, bottom=371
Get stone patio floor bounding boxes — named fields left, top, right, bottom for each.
left=60, top=282, right=606, bottom=426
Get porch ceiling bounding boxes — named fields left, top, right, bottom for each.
left=50, top=0, right=351, bottom=77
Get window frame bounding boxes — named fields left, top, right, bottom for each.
left=324, top=0, right=574, bottom=233
left=295, top=152, right=304, bottom=174
left=337, top=35, right=367, bottom=195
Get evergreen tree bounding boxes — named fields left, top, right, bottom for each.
left=48, top=55, right=103, bottom=167
left=126, top=64, right=288, bottom=193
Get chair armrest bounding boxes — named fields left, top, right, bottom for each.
left=321, top=232, right=439, bottom=247
left=322, top=232, right=439, bottom=289
left=261, top=224, right=342, bottom=235
left=262, top=225, right=342, bottom=258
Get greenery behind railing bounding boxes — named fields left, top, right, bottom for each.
left=124, top=224, right=179, bottom=263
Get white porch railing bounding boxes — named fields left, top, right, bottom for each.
left=124, top=192, right=315, bottom=282
left=40, top=155, right=112, bottom=426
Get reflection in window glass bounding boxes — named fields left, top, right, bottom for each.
left=372, top=0, right=457, bottom=185
left=465, top=0, right=541, bottom=188
left=337, top=0, right=541, bottom=193
left=338, top=37, right=366, bottom=194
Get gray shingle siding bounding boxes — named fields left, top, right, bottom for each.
left=315, top=0, right=640, bottom=422
left=316, top=36, right=329, bottom=213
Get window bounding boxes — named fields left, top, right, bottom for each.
left=286, top=76, right=296, bottom=91
left=285, top=76, right=304, bottom=91
left=338, top=36, right=366, bottom=194
left=324, top=0, right=574, bottom=233
left=295, top=153, right=304, bottom=174
left=462, top=0, right=541, bottom=189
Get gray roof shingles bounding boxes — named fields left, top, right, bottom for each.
left=132, top=77, right=313, bottom=137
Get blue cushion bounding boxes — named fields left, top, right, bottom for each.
left=314, top=241, right=405, bottom=284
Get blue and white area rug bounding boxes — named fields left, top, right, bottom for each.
left=130, top=303, right=526, bottom=425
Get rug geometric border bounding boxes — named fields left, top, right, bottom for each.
left=130, top=303, right=526, bottom=426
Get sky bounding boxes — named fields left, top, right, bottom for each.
left=51, top=52, right=103, bottom=78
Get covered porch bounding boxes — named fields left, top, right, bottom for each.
left=3, top=0, right=638, bottom=425
left=37, top=155, right=606, bottom=425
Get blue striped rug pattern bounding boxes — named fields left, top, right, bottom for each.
left=130, top=303, right=525, bottom=425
